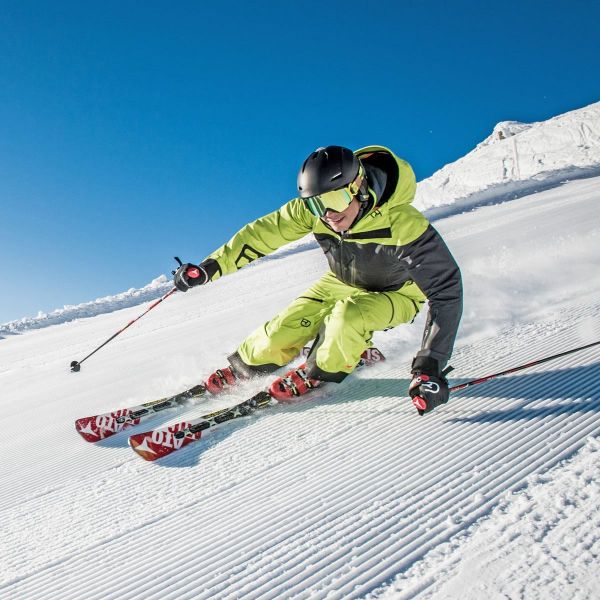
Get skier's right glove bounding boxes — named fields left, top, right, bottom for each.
left=409, top=356, right=451, bottom=416
left=173, top=259, right=221, bottom=292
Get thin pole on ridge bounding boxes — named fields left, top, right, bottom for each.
left=449, top=339, right=600, bottom=393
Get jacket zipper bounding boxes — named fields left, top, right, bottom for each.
left=322, top=224, right=355, bottom=285
left=338, top=231, right=358, bottom=286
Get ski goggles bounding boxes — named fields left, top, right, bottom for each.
left=303, top=166, right=366, bottom=217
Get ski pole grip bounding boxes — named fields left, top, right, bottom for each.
left=186, top=267, right=201, bottom=279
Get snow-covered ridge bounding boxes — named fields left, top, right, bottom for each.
left=0, top=240, right=319, bottom=338
left=0, top=276, right=172, bottom=338
left=414, top=101, right=600, bottom=210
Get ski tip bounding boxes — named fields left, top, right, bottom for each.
left=128, top=433, right=162, bottom=461
left=74, top=417, right=115, bottom=443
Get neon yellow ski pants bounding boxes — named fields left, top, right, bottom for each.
left=237, top=271, right=426, bottom=376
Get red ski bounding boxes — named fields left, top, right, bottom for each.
left=75, top=384, right=206, bottom=442
left=75, top=346, right=317, bottom=443
left=129, top=347, right=385, bottom=461
left=129, top=390, right=273, bottom=460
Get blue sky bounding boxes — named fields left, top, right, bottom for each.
left=1, top=0, right=599, bottom=323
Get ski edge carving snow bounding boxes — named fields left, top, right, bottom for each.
left=129, top=347, right=386, bottom=461
left=75, top=345, right=316, bottom=443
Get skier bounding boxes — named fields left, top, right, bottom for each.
left=173, top=146, right=462, bottom=415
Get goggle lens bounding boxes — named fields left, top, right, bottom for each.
left=304, top=188, right=354, bottom=217
left=303, top=166, right=365, bottom=217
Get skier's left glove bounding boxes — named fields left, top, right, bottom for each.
left=172, top=258, right=223, bottom=292
left=409, top=356, right=451, bottom=416
left=173, top=263, right=208, bottom=291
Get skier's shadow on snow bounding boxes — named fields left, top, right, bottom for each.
left=352, top=363, right=600, bottom=426
left=444, top=362, right=600, bottom=424
left=114, top=362, right=600, bottom=467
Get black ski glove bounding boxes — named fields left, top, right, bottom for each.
left=173, top=262, right=209, bottom=292
left=409, top=356, right=451, bottom=416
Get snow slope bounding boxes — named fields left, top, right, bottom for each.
left=0, top=171, right=599, bottom=599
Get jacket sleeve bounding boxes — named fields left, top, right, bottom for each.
left=402, top=225, right=463, bottom=371
left=203, top=198, right=315, bottom=280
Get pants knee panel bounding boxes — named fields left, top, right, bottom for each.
left=329, top=298, right=365, bottom=332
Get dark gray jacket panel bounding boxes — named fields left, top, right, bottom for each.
left=402, top=225, right=462, bottom=368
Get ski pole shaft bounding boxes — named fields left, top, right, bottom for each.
left=449, top=339, right=600, bottom=393
left=70, top=287, right=178, bottom=372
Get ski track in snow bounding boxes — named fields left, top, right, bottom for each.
left=372, top=436, right=600, bottom=600
left=0, top=176, right=599, bottom=599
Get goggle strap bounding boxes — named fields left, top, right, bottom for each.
left=347, top=165, right=366, bottom=196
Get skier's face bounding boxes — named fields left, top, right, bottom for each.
left=322, top=197, right=360, bottom=232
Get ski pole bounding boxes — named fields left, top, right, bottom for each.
left=70, top=286, right=178, bottom=372
left=449, top=339, right=600, bottom=393
left=70, top=258, right=196, bottom=372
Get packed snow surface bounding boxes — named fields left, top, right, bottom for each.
left=0, top=174, right=598, bottom=599
left=1, top=102, right=600, bottom=599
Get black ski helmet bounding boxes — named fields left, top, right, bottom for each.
left=297, top=146, right=362, bottom=198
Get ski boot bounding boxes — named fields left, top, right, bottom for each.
left=205, top=366, right=242, bottom=394
left=268, top=363, right=321, bottom=401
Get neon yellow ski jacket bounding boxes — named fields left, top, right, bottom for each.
left=202, top=146, right=462, bottom=368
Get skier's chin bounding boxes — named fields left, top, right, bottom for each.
left=324, top=216, right=349, bottom=232
left=321, top=198, right=360, bottom=232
